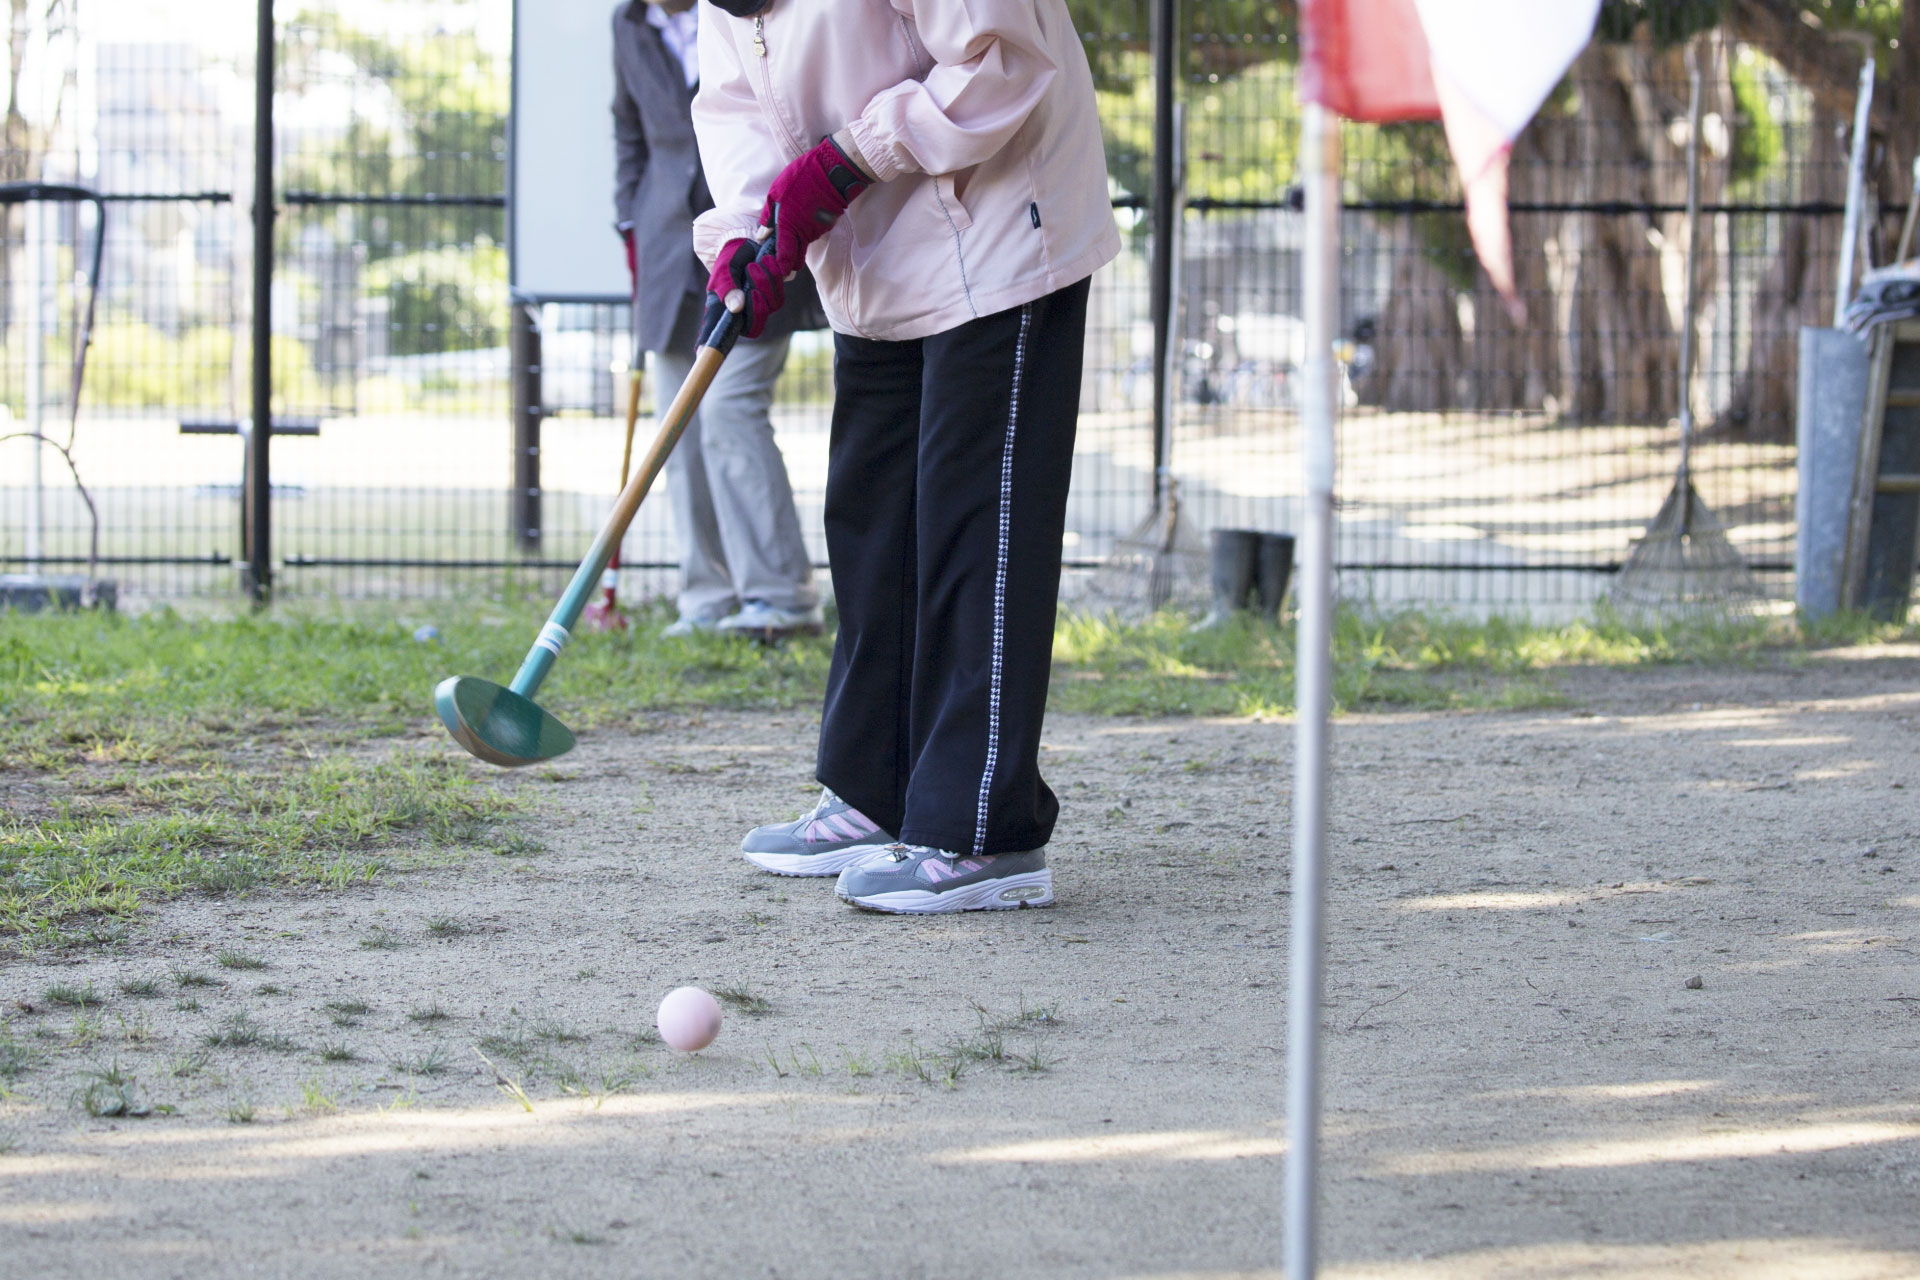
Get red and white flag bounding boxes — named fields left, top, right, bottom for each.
left=1300, top=0, right=1600, bottom=319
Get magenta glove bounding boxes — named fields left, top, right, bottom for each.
left=705, top=236, right=786, bottom=341
left=760, top=136, right=872, bottom=281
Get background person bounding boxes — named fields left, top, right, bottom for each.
left=611, top=0, right=823, bottom=637
left=697, top=0, right=1120, bottom=911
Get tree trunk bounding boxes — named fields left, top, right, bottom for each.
left=1360, top=216, right=1465, bottom=412
left=1557, top=40, right=1703, bottom=425
left=1728, top=0, right=1920, bottom=253
left=3, top=0, right=70, bottom=348
left=1875, top=1, right=1920, bottom=259
left=1719, top=0, right=1919, bottom=442
left=1722, top=97, right=1844, bottom=440
left=1464, top=109, right=1568, bottom=412
left=3, top=0, right=34, bottom=348
left=1369, top=35, right=1723, bottom=424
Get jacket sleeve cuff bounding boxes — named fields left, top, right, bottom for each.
left=845, top=112, right=911, bottom=183
left=692, top=212, right=765, bottom=271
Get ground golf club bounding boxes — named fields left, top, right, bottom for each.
left=434, top=238, right=773, bottom=768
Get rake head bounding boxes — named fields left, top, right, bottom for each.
left=1611, top=480, right=1766, bottom=618
left=1082, top=482, right=1210, bottom=618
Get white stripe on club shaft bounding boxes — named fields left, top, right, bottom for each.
left=534, top=621, right=570, bottom=658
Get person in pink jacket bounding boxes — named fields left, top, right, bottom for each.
left=695, top=0, right=1120, bottom=913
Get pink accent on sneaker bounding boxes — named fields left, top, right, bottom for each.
left=797, top=808, right=880, bottom=846
left=917, top=854, right=993, bottom=885
left=919, top=856, right=991, bottom=884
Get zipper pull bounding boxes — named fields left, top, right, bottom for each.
left=752, top=14, right=767, bottom=57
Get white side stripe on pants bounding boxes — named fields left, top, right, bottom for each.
left=974, top=303, right=1034, bottom=855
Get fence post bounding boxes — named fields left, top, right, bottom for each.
left=1149, top=0, right=1177, bottom=507
left=24, top=199, right=45, bottom=567
left=244, top=0, right=276, bottom=604
left=511, top=301, right=543, bottom=551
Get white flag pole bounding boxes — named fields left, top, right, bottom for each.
left=1285, top=99, right=1340, bottom=1280
left=1832, top=48, right=1874, bottom=328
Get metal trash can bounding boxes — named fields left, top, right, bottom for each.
left=1795, top=326, right=1872, bottom=618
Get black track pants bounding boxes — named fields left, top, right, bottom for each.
left=817, top=277, right=1090, bottom=856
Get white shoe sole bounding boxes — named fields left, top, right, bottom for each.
left=741, top=842, right=893, bottom=878
left=838, top=869, right=1055, bottom=914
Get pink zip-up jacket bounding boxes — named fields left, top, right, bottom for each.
left=691, top=0, right=1121, bottom=342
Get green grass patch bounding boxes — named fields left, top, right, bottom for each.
left=1048, top=606, right=1919, bottom=717
left=323, top=998, right=372, bottom=1025
left=70, top=1060, right=148, bottom=1118
left=2, top=753, right=516, bottom=945
left=713, top=985, right=772, bottom=1017
left=1, top=1023, right=44, bottom=1081
left=203, top=1012, right=297, bottom=1053
left=3, top=601, right=1911, bottom=948
left=392, top=1045, right=451, bottom=1077
left=43, top=981, right=102, bottom=1009
left=0, top=603, right=831, bottom=771
left=10, top=602, right=1906, bottom=770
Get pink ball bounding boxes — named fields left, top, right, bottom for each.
left=656, top=986, right=723, bottom=1053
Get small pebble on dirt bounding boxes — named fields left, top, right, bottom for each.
left=1684, top=975, right=1704, bottom=990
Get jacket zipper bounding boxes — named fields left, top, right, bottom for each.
left=752, top=6, right=865, bottom=335
left=751, top=13, right=805, bottom=158
left=897, top=14, right=927, bottom=70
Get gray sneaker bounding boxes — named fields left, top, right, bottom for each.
left=740, top=788, right=895, bottom=877
left=834, top=844, right=1053, bottom=914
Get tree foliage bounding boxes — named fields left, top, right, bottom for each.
left=276, top=8, right=508, bottom=358
left=1601, top=0, right=1902, bottom=49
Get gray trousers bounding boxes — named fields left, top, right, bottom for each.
left=652, top=296, right=816, bottom=621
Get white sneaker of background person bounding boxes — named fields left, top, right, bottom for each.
left=662, top=609, right=728, bottom=638
left=716, top=598, right=823, bottom=636
left=740, top=788, right=894, bottom=876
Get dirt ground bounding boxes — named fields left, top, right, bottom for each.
left=3, top=650, right=1919, bottom=1279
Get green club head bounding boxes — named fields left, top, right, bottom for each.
left=434, top=676, right=575, bottom=768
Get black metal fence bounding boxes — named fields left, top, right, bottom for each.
left=0, top=1, right=1883, bottom=613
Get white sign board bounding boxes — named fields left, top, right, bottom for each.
left=510, top=0, right=628, bottom=302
